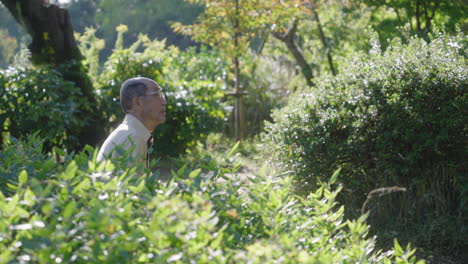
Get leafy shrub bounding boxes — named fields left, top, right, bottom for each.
left=0, top=66, right=87, bottom=151
left=0, top=136, right=423, bottom=263
left=0, top=134, right=56, bottom=196
left=155, top=80, right=226, bottom=157
left=156, top=46, right=228, bottom=156
left=263, top=31, right=467, bottom=250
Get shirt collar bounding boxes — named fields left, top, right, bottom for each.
left=123, top=114, right=152, bottom=141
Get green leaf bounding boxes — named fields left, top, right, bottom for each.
left=63, top=161, right=78, bottom=180
left=63, top=201, right=76, bottom=220
left=177, top=164, right=188, bottom=177
left=258, top=163, right=267, bottom=177
left=18, top=170, right=28, bottom=186
left=130, top=180, right=146, bottom=193
left=394, top=239, right=403, bottom=256
left=330, top=168, right=341, bottom=184
left=227, top=141, right=240, bottom=158
left=189, top=168, right=202, bottom=178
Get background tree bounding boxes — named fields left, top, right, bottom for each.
left=265, top=0, right=316, bottom=86
left=173, top=0, right=266, bottom=140
left=362, top=0, right=467, bottom=44
left=265, top=0, right=375, bottom=83
left=0, top=0, right=105, bottom=150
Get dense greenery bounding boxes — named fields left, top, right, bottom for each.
left=264, top=31, right=467, bottom=251
left=0, top=135, right=423, bottom=263
left=0, top=27, right=228, bottom=158
left=0, top=66, right=88, bottom=151
left=1, top=0, right=467, bottom=261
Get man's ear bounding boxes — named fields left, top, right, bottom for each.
left=132, top=96, right=143, bottom=110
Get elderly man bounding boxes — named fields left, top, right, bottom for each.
left=97, top=77, right=167, bottom=168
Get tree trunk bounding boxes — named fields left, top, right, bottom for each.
left=313, top=10, right=336, bottom=76
left=273, top=20, right=314, bottom=87
left=1, top=0, right=106, bottom=150
left=415, top=0, right=421, bottom=32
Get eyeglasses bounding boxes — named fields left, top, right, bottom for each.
left=144, top=91, right=165, bottom=100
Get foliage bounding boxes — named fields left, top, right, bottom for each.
left=362, top=0, right=467, bottom=35
left=0, top=133, right=57, bottom=196
left=155, top=46, right=229, bottom=156
left=230, top=53, right=290, bottom=136
left=74, top=27, right=105, bottom=83
left=166, top=45, right=228, bottom=84
left=359, top=0, right=468, bottom=51
left=173, top=0, right=260, bottom=60
left=173, top=133, right=261, bottom=173
left=155, top=79, right=226, bottom=157
left=295, top=0, right=374, bottom=75
left=0, top=65, right=88, bottom=151
left=0, top=136, right=424, bottom=263
left=263, top=31, right=467, bottom=251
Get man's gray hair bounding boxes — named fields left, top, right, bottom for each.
left=120, top=77, right=150, bottom=113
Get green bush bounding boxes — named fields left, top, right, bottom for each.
left=0, top=66, right=87, bottom=151
left=0, top=134, right=57, bottom=196
left=0, top=136, right=423, bottom=263
left=263, top=31, right=467, bottom=250
left=156, top=46, right=228, bottom=156
left=155, top=80, right=226, bottom=157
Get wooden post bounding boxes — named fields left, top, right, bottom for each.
left=233, top=0, right=243, bottom=141
left=227, top=90, right=247, bottom=141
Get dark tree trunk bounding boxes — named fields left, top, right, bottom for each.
left=1, top=0, right=106, bottom=150
left=313, top=10, right=336, bottom=76
left=415, top=0, right=422, bottom=32
left=273, top=20, right=314, bottom=87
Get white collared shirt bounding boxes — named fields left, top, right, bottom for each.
left=97, top=114, right=152, bottom=167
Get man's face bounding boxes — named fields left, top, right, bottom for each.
left=141, top=80, right=167, bottom=129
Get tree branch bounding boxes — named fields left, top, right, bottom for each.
left=272, top=19, right=314, bottom=87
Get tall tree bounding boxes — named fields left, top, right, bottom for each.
left=1, top=0, right=105, bottom=150
left=173, top=0, right=264, bottom=140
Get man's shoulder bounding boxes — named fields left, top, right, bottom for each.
left=98, top=124, right=134, bottom=160
left=109, top=124, right=134, bottom=141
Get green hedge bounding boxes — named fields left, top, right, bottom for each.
left=263, top=31, right=467, bottom=250
left=154, top=46, right=228, bottom=156
left=0, top=136, right=423, bottom=263
left=0, top=66, right=87, bottom=151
